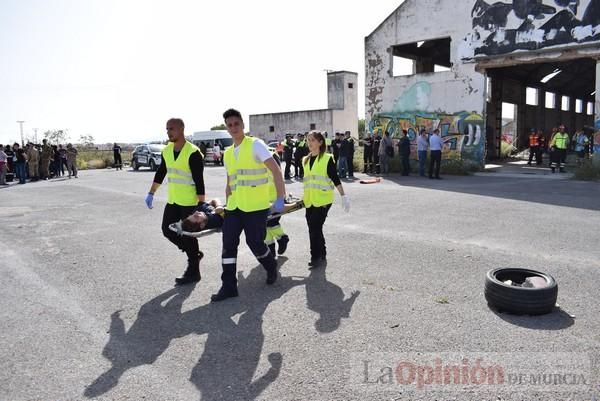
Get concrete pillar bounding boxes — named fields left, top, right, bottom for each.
left=561, top=96, right=577, bottom=132
left=537, top=88, right=545, bottom=133
left=594, top=60, right=600, bottom=165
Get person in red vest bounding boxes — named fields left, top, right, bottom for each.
left=527, top=128, right=540, bottom=166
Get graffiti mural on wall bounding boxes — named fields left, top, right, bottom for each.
left=368, top=111, right=486, bottom=167
left=460, top=0, right=600, bottom=58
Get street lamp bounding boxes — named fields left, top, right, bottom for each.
left=16, top=120, right=25, bottom=146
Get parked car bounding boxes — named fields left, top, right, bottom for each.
left=131, top=144, right=165, bottom=171
left=192, top=131, right=233, bottom=165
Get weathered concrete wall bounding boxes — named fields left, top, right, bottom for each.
left=365, top=0, right=484, bottom=117
left=365, top=0, right=486, bottom=166
left=249, top=110, right=333, bottom=143
left=459, top=0, right=600, bottom=60
left=330, top=72, right=359, bottom=138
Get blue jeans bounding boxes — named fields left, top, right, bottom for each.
left=337, top=157, right=348, bottom=178
left=15, top=162, right=26, bottom=184
left=418, top=150, right=427, bottom=176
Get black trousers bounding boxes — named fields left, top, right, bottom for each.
left=373, top=153, right=380, bottom=174
left=284, top=158, right=293, bottom=179
left=161, top=203, right=199, bottom=260
left=528, top=146, right=539, bottom=164
left=348, top=154, right=354, bottom=177
left=429, top=150, right=441, bottom=178
left=401, top=155, right=410, bottom=175
left=363, top=149, right=373, bottom=172
left=305, top=205, right=331, bottom=260
left=294, top=157, right=304, bottom=178
left=114, top=153, right=122, bottom=169
left=221, top=208, right=276, bottom=290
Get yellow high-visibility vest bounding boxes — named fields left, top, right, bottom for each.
left=303, top=153, right=334, bottom=207
left=224, top=136, right=271, bottom=212
left=552, top=132, right=569, bottom=149
left=163, top=141, right=202, bottom=206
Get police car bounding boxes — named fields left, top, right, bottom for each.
left=131, top=144, right=165, bottom=171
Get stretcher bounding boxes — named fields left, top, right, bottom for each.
left=169, top=199, right=305, bottom=238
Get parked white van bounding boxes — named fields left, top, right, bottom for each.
left=192, top=131, right=233, bottom=165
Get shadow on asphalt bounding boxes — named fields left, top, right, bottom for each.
left=362, top=173, right=600, bottom=212
left=84, top=261, right=360, bottom=400
left=491, top=307, right=574, bottom=330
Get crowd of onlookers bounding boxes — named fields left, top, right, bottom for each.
left=0, top=139, right=78, bottom=185
left=274, top=129, right=446, bottom=180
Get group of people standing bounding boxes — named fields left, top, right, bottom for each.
left=278, top=131, right=356, bottom=181
left=145, top=110, right=349, bottom=303
left=0, top=139, right=78, bottom=185
left=361, top=129, right=444, bottom=179
left=527, top=124, right=592, bottom=173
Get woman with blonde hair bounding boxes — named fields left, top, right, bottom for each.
left=302, top=131, right=349, bottom=268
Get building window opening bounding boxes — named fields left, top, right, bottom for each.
left=391, top=37, right=451, bottom=76
left=561, top=96, right=570, bottom=111
left=587, top=102, right=594, bottom=115
left=310, top=123, right=316, bottom=130
left=348, top=83, right=354, bottom=89
left=576, top=99, right=583, bottom=113
left=526, top=87, right=538, bottom=106
left=269, top=126, right=275, bottom=132
left=545, top=92, right=556, bottom=109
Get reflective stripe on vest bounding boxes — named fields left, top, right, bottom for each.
left=162, top=141, right=202, bottom=206
left=529, top=135, right=539, bottom=147
left=553, top=133, right=569, bottom=149
left=303, top=153, right=334, bottom=207
left=224, top=136, right=271, bottom=212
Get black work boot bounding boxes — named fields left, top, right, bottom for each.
left=211, top=265, right=238, bottom=302
left=210, top=286, right=239, bottom=302
left=175, top=251, right=203, bottom=285
left=277, top=235, right=289, bottom=255
left=263, top=257, right=278, bottom=285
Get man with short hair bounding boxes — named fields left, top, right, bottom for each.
left=428, top=129, right=443, bottom=179
left=40, top=139, right=52, bottom=180
left=527, top=128, right=540, bottom=166
left=294, top=133, right=307, bottom=179
left=550, top=124, right=569, bottom=173
left=145, top=118, right=206, bottom=285
left=362, top=134, right=373, bottom=174
left=211, top=108, right=286, bottom=302
left=283, top=134, right=294, bottom=180
left=113, top=142, right=123, bottom=170
left=344, top=131, right=355, bottom=178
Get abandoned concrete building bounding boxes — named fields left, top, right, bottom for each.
left=249, top=71, right=358, bottom=143
left=365, top=0, right=600, bottom=167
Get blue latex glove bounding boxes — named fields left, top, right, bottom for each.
left=272, top=197, right=285, bottom=214
left=144, top=193, right=154, bottom=209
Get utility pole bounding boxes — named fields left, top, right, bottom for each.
left=16, top=120, right=25, bottom=146
left=33, top=128, right=38, bottom=144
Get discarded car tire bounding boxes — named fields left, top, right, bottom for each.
left=484, top=268, right=558, bottom=315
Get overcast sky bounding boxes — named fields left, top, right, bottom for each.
left=0, top=0, right=407, bottom=145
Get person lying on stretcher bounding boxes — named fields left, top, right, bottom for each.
left=180, top=198, right=302, bottom=233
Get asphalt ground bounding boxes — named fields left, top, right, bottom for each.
left=1, top=166, right=600, bottom=401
